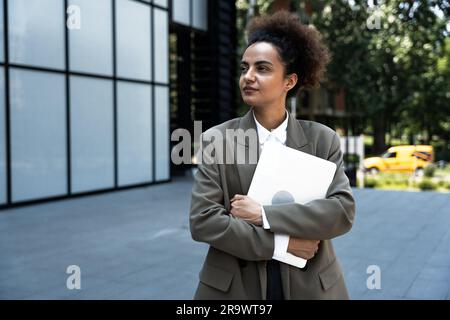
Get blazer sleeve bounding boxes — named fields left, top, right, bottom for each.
left=189, top=134, right=274, bottom=261
left=263, top=132, right=356, bottom=240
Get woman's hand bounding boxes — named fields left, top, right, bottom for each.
left=287, top=237, right=321, bottom=260
left=230, top=194, right=263, bottom=226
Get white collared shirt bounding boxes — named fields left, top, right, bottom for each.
left=252, top=109, right=290, bottom=259
left=253, top=109, right=288, bottom=150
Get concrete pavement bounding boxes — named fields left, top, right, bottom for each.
left=0, top=174, right=449, bottom=299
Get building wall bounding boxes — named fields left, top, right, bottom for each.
left=0, top=0, right=174, bottom=207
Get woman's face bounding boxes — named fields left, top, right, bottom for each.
left=239, top=41, right=297, bottom=109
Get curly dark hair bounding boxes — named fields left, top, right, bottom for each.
left=246, top=11, right=331, bottom=97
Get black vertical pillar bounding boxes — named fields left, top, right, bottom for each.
left=3, top=0, right=11, bottom=205
left=169, top=0, right=237, bottom=175
left=176, top=28, right=192, bottom=133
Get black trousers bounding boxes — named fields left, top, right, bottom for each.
left=266, top=259, right=284, bottom=300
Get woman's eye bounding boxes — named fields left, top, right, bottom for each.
left=240, top=66, right=268, bottom=73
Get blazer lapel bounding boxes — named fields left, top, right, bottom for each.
left=285, top=109, right=311, bottom=154
left=235, top=108, right=259, bottom=195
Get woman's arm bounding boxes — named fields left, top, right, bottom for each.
left=263, top=132, right=356, bottom=240
left=189, top=134, right=275, bottom=261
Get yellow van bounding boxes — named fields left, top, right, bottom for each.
left=363, top=145, right=434, bottom=175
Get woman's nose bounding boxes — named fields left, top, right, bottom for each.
left=243, top=67, right=256, bottom=82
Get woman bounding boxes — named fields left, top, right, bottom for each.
left=189, top=11, right=355, bottom=300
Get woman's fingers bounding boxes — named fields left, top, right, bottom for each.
left=231, top=194, right=245, bottom=202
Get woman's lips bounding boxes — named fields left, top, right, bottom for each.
left=243, top=88, right=258, bottom=94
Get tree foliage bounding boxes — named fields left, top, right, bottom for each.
left=311, top=0, right=449, bottom=153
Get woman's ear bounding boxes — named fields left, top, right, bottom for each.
left=286, top=73, right=298, bottom=91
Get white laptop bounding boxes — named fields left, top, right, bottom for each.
left=247, top=141, right=337, bottom=268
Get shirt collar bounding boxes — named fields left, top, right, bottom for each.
left=252, top=109, right=289, bottom=145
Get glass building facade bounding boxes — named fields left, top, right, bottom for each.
left=0, top=0, right=211, bottom=207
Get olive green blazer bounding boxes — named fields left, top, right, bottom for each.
left=189, top=108, right=356, bottom=299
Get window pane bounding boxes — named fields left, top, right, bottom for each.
left=117, top=82, right=152, bottom=186
left=8, top=0, right=64, bottom=69
left=68, top=0, right=113, bottom=75
left=0, top=68, right=5, bottom=204
left=0, top=2, right=4, bottom=63
left=172, top=0, right=190, bottom=26
left=70, top=76, right=114, bottom=193
left=116, top=0, right=151, bottom=81
left=154, top=8, right=168, bottom=84
left=193, top=0, right=208, bottom=31
left=153, top=0, right=168, bottom=7
left=155, top=86, right=169, bottom=181
left=10, top=69, right=66, bottom=202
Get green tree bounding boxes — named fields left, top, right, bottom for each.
left=311, top=0, right=449, bottom=154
